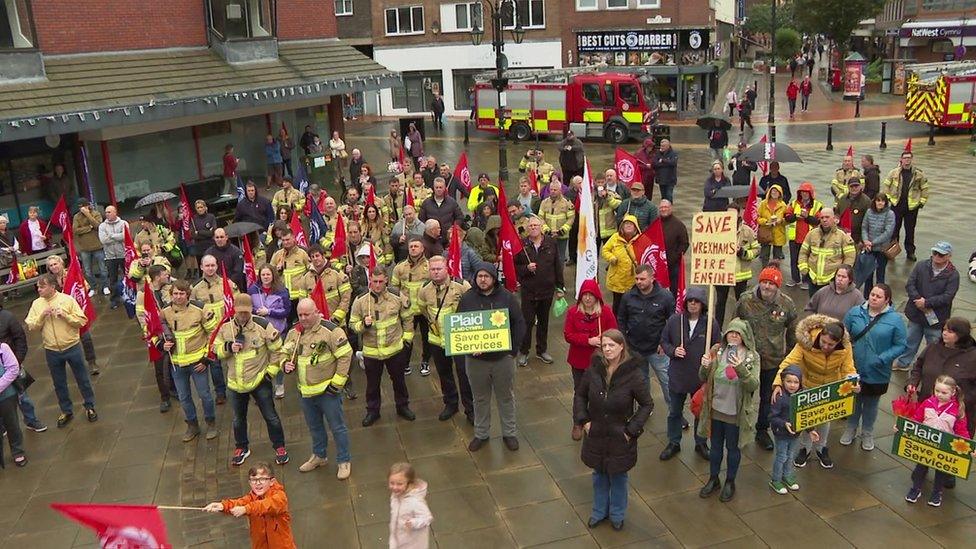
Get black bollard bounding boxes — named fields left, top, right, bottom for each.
left=826, top=123, right=834, bottom=151
left=463, top=120, right=469, bottom=146
left=880, top=121, right=887, bottom=149
left=928, top=124, right=936, bottom=146
left=855, top=100, right=861, bottom=118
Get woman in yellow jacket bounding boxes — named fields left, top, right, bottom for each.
left=602, top=214, right=640, bottom=314
left=757, top=184, right=788, bottom=265
left=772, top=314, right=860, bottom=468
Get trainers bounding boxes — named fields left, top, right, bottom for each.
left=404, top=365, right=413, bottom=375
left=516, top=354, right=529, bottom=367
left=336, top=462, right=351, bottom=480
left=816, top=448, right=834, bottom=469
left=799, top=282, right=809, bottom=290
left=794, top=448, right=809, bottom=468
left=57, top=413, right=74, bottom=428
left=87, top=288, right=95, bottom=297
left=784, top=476, right=800, bottom=491
left=102, top=286, right=111, bottom=295
left=86, top=408, right=98, bottom=423
left=13, top=455, right=27, bottom=467
left=769, top=480, right=788, bottom=495
left=840, top=428, right=856, bottom=446
left=159, top=400, right=171, bottom=413
left=861, top=432, right=875, bottom=451
left=231, top=448, right=251, bottom=466
left=537, top=352, right=554, bottom=364
left=89, top=362, right=100, bottom=376
left=275, top=447, right=289, bottom=465
left=299, top=455, right=328, bottom=473
left=420, top=362, right=431, bottom=376
left=25, top=422, right=48, bottom=433
left=786, top=280, right=798, bottom=287
left=274, top=384, right=285, bottom=399
left=182, top=421, right=200, bottom=442
left=891, top=362, right=912, bottom=372
left=928, top=491, right=943, bottom=507
left=905, top=487, right=921, bottom=503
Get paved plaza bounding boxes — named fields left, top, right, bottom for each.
left=2, top=114, right=976, bottom=547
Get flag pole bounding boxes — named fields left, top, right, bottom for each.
left=157, top=505, right=207, bottom=511
left=705, top=285, right=716, bottom=358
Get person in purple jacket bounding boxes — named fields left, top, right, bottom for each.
left=0, top=342, right=26, bottom=466
left=248, top=265, right=292, bottom=399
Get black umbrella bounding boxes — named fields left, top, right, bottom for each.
left=696, top=114, right=732, bottom=131
left=223, top=222, right=263, bottom=238
left=134, top=192, right=177, bottom=209
left=741, top=141, right=803, bottom=164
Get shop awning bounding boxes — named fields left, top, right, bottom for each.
left=0, top=40, right=400, bottom=143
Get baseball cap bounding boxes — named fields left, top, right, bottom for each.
left=630, top=182, right=645, bottom=191
left=931, top=241, right=952, bottom=255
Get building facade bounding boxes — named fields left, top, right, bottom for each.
left=878, top=0, right=976, bottom=63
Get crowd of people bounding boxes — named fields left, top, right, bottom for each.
left=1, top=121, right=974, bottom=547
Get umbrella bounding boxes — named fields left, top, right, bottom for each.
left=714, top=185, right=753, bottom=199
left=696, top=114, right=732, bottom=131
left=134, top=192, right=177, bottom=209
left=223, top=222, right=263, bottom=238
left=741, top=141, right=803, bottom=164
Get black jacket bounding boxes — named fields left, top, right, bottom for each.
left=759, top=173, right=792, bottom=203
left=190, top=213, right=217, bottom=250
left=660, top=312, right=721, bottom=394
left=862, top=165, right=881, bottom=199
left=708, top=128, right=729, bottom=150
left=574, top=356, right=653, bottom=475
left=205, top=243, right=246, bottom=291
left=418, top=196, right=464, bottom=239
left=0, top=309, right=28, bottom=363
left=457, top=268, right=525, bottom=361
left=729, top=153, right=757, bottom=186
left=652, top=148, right=678, bottom=187
left=617, top=283, right=674, bottom=357
left=234, top=195, right=274, bottom=228
left=515, top=235, right=564, bottom=300
left=349, top=156, right=366, bottom=185
left=905, top=259, right=960, bottom=327
left=422, top=166, right=439, bottom=189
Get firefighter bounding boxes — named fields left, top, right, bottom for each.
left=191, top=255, right=228, bottom=404
left=270, top=228, right=310, bottom=324
left=281, top=298, right=354, bottom=479
left=391, top=237, right=430, bottom=376
left=272, top=176, right=306, bottom=214
left=538, top=181, right=575, bottom=262
left=215, top=293, right=288, bottom=468
left=830, top=155, right=864, bottom=200
left=136, top=264, right=175, bottom=413
left=160, top=280, right=217, bottom=443
left=128, top=241, right=172, bottom=283
left=350, top=266, right=415, bottom=427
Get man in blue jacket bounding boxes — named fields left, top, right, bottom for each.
left=894, top=241, right=960, bottom=371
left=652, top=139, right=679, bottom=203
left=617, top=264, right=675, bottom=409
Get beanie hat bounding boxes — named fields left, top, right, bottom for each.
left=759, top=266, right=783, bottom=288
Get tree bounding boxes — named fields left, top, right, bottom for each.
left=743, top=1, right=796, bottom=35
left=776, top=28, right=803, bottom=59
left=793, top=0, right=885, bottom=55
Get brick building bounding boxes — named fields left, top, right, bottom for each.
left=0, top=0, right=396, bottom=224
left=877, top=0, right=976, bottom=64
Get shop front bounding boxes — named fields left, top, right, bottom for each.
left=898, top=20, right=976, bottom=63
left=575, top=28, right=717, bottom=117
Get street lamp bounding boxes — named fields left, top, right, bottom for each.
left=469, top=0, right=525, bottom=184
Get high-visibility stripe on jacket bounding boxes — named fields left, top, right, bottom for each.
left=279, top=319, right=353, bottom=397
left=214, top=316, right=282, bottom=393
left=797, top=227, right=857, bottom=285
left=538, top=196, right=575, bottom=239
left=161, top=301, right=212, bottom=367
left=417, top=279, right=470, bottom=348
left=271, top=246, right=310, bottom=299
left=192, top=275, right=225, bottom=332
left=391, top=257, right=429, bottom=316
left=349, top=289, right=413, bottom=359
left=736, top=224, right=760, bottom=282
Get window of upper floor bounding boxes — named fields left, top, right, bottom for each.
left=440, top=2, right=484, bottom=33
left=335, top=0, right=353, bottom=16
left=386, top=6, right=425, bottom=36
left=0, top=0, right=37, bottom=50
left=921, top=0, right=976, bottom=10
left=576, top=0, right=660, bottom=10
left=502, top=0, right=545, bottom=30
left=207, top=0, right=276, bottom=40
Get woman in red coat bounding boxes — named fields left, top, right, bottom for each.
left=564, top=278, right=617, bottom=440
left=786, top=78, right=800, bottom=120
left=17, top=206, right=49, bottom=254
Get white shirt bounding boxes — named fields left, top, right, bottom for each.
left=688, top=317, right=699, bottom=338
left=726, top=90, right=737, bottom=104
left=28, top=219, right=45, bottom=251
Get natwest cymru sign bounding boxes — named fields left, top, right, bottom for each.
left=900, top=24, right=976, bottom=39
left=577, top=30, right=676, bottom=52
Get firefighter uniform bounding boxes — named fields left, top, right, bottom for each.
left=161, top=299, right=216, bottom=426
left=215, top=298, right=286, bottom=455
left=136, top=283, right=175, bottom=405
left=538, top=195, right=575, bottom=240
left=798, top=226, right=857, bottom=286
left=392, top=256, right=430, bottom=368
left=417, top=278, right=473, bottom=418
left=272, top=187, right=306, bottom=213
left=349, top=288, right=413, bottom=418
left=271, top=245, right=310, bottom=301
left=192, top=275, right=229, bottom=399
left=301, top=266, right=353, bottom=324
left=128, top=255, right=172, bottom=283
left=830, top=167, right=863, bottom=200
left=382, top=192, right=409, bottom=225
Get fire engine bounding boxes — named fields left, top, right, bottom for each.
left=905, top=61, right=976, bottom=129
left=474, top=66, right=660, bottom=144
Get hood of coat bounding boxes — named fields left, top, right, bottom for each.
left=723, top=318, right=756, bottom=351
left=591, top=354, right=644, bottom=382
left=465, top=226, right=487, bottom=248
left=764, top=184, right=784, bottom=201
left=618, top=214, right=639, bottom=237
left=796, top=313, right=850, bottom=351
left=780, top=364, right=803, bottom=385
left=578, top=278, right=604, bottom=304
left=473, top=260, right=498, bottom=284
left=395, top=479, right=429, bottom=502
left=796, top=181, right=816, bottom=202
left=684, top=285, right=707, bottom=311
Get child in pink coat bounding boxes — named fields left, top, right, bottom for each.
left=905, top=375, right=972, bottom=507
left=388, top=462, right=433, bottom=549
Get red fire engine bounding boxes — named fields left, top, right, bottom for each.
left=474, top=67, right=659, bottom=144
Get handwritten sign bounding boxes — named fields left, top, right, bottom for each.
left=790, top=376, right=859, bottom=431
left=443, top=309, right=512, bottom=356
left=690, top=211, right=737, bottom=286
left=892, top=416, right=974, bottom=479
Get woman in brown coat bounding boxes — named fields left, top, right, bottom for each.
left=907, top=317, right=976, bottom=433
left=573, top=329, right=652, bottom=531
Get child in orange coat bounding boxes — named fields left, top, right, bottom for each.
left=205, top=462, right=296, bottom=549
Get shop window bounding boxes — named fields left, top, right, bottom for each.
left=576, top=0, right=597, bottom=10
left=931, top=40, right=954, bottom=53
left=385, top=6, right=425, bottom=35
left=607, top=0, right=628, bottom=9
left=208, top=0, right=276, bottom=40
left=335, top=0, right=353, bottom=16
left=0, top=0, right=37, bottom=49
left=502, top=0, right=544, bottom=30
left=453, top=69, right=486, bottom=110
left=393, top=71, right=443, bottom=112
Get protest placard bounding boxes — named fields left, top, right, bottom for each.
left=892, top=416, right=974, bottom=480
left=790, top=376, right=859, bottom=431
left=690, top=211, right=737, bottom=287
left=443, top=309, right=512, bottom=356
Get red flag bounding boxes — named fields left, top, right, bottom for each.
left=845, top=145, right=854, bottom=158
left=241, top=235, right=257, bottom=287
left=743, top=175, right=759, bottom=232
left=904, top=138, right=912, bottom=154
left=142, top=280, right=164, bottom=362
left=5, top=252, right=19, bottom=285
left=614, top=148, right=640, bottom=186
left=674, top=256, right=686, bottom=314
left=51, top=503, right=170, bottom=548
left=398, top=142, right=406, bottom=171
left=453, top=152, right=473, bottom=192
left=204, top=265, right=236, bottom=359
left=839, top=207, right=853, bottom=233
left=405, top=185, right=414, bottom=208
left=47, top=195, right=71, bottom=238
left=758, top=135, right=770, bottom=176
left=161, top=201, right=179, bottom=235
left=331, top=214, right=347, bottom=260
left=310, top=277, right=331, bottom=319
left=496, top=184, right=522, bottom=291
left=365, top=184, right=376, bottom=207
left=631, top=218, right=670, bottom=288
left=527, top=168, right=539, bottom=196
left=178, top=184, right=193, bottom=242
left=63, top=235, right=96, bottom=334
left=368, top=241, right=377, bottom=274
left=290, top=211, right=308, bottom=248
left=448, top=222, right=462, bottom=279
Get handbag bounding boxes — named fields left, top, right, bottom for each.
left=13, top=368, right=34, bottom=393
left=691, top=382, right=708, bottom=418
left=882, top=240, right=901, bottom=260
left=757, top=224, right=774, bottom=245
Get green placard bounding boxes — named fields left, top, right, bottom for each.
left=892, top=416, right=974, bottom=479
left=789, top=376, right=859, bottom=431
left=442, top=309, right=512, bottom=356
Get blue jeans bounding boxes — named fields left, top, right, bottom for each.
left=300, top=391, right=350, bottom=463
left=847, top=394, right=882, bottom=434
left=18, top=391, right=39, bottom=426
left=79, top=249, right=107, bottom=290
left=659, top=184, right=675, bottom=203
left=897, top=321, right=941, bottom=368
left=667, top=390, right=705, bottom=445
left=171, top=364, right=215, bottom=423
left=709, top=419, right=741, bottom=480
left=45, top=344, right=95, bottom=414
left=772, top=436, right=799, bottom=482
left=230, top=380, right=285, bottom=451
left=210, top=359, right=227, bottom=397
left=639, top=354, right=671, bottom=407
left=861, top=252, right=888, bottom=299
left=591, top=470, right=628, bottom=523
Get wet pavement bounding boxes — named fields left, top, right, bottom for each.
left=2, top=114, right=976, bottom=547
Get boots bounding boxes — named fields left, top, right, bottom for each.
left=183, top=420, right=201, bottom=442
left=205, top=420, right=218, bottom=440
